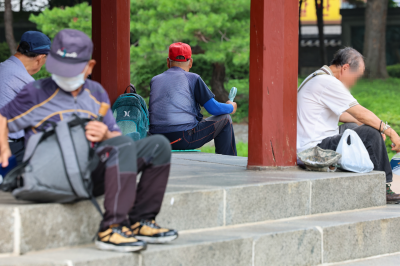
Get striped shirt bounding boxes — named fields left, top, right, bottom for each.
left=0, top=56, right=35, bottom=139
left=0, top=78, right=120, bottom=143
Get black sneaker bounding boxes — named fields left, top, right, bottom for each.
left=131, top=220, right=178, bottom=243
left=95, top=224, right=147, bottom=252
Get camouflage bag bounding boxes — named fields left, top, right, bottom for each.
left=297, top=146, right=342, bottom=172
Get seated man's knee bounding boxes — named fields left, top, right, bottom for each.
left=358, top=125, right=382, bottom=139
left=103, top=135, right=134, bottom=146
left=150, top=135, right=171, bottom=165
left=221, top=114, right=232, bottom=123
left=210, top=114, right=232, bottom=124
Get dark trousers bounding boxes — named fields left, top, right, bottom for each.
left=161, top=114, right=237, bottom=156
left=91, top=135, right=171, bottom=230
left=318, top=123, right=392, bottom=183
left=9, top=138, right=25, bottom=165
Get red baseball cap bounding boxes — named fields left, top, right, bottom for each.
left=168, top=42, right=192, bottom=62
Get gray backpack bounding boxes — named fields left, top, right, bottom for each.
left=1, top=115, right=102, bottom=214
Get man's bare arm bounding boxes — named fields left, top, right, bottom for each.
left=0, top=114, right=12, bottom=167
left=339, top=112, right=362, bottom=125
left=347, top=105, right=400, bottom=151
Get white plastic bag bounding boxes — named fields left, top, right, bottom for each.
left=336, top=129, right=374, bottom=173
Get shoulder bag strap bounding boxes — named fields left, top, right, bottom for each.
left=297, top=68, right=330, bottom=93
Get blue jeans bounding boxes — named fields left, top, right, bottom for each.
left=161, top=114, right=237, bottom=156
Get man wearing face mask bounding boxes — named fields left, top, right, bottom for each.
left=0, top=29, right=177, bottom=252
left=0, top=31, right=51, bottom=164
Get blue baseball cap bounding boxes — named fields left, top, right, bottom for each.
left=20, top=31, right=51, bottom=55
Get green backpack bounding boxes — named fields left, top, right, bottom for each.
left=112, top=84, right=149, bottom=141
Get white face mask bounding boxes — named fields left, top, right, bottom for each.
left=52, top=72, right=86, bottom=92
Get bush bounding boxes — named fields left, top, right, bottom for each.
left=387, top=64, right=400, bottom=78
left=0, top=42, right=11, bottom=62
left=32, top=67, right=51, bottom=80
left=29, top=2, right=91, bottom=38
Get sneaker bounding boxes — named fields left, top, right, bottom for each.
left=386, top=184, right=400, bottom=204
left=95, top=224, right=147, bottom=252
left=131, top=220, right=178, bottom=243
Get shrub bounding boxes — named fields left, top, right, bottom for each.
left=387, top=64, right=400, bottom=78
left=0, top=42, right=11, bottom=62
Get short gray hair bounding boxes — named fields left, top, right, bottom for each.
left=330, top=47, right=364, bottom=70
left=169, top=58, right=190, bottom=67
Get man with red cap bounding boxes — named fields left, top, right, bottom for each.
left=149, top=42, right=238, bottom=156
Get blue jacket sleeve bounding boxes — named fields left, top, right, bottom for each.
left=203, top=98, right=234, bottom=116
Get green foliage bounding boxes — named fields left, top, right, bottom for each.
left=0, top=42, right=11, bottom=62
left=200, top=141, right=248, bottom=157
left=130, top=0, right=250, bottom=94
left=387, top=64, right=400, bottom=78
left=29, top=2, right=91, bottom=38
left=32, top=67, right=51, bottom=80
left=389, top=0, right=398, bottom=8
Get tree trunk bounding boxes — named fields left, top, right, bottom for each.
left=315, top=0, right=327, bottom=65
left=363, top=0, right=389, bottom=79
left=299, top=0, right=303, bottom=75
left=20, top=0, right=23, bottom=12
left=4, top=0, right=17, bottom=55
left=210, top=63, right=229, bottom=103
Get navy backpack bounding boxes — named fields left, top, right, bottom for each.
left=112, top=84, right=149, bottom=141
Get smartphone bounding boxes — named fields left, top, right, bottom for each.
left=0, top=155, right=17, bottom=185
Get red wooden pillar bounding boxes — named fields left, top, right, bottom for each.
left=248, top=0, right=299, bottom=169
left=92, top=0, right=131, bottom=104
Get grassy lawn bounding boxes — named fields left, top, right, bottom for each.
left=352, top=78, right=400, bottom=159
left=201, top=78, right=400, bottom=159
left=200, top=142, right=249, bottom=157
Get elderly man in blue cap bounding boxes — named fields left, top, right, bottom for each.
left=0, top=31, right=51, bottom=164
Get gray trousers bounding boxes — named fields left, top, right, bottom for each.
left=91, top=135, right=172, bottom=230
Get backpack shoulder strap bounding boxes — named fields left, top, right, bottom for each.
left=297, top=67, right=331, bottom=93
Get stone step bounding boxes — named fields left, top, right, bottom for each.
left=328, top=253, right=400, bottom=266
left=2, top=205, right=400, bottom=266
left=0, top=153, right=386, bottom=254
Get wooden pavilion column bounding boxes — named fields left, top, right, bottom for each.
left=92, top=0, right=131, bottom=104
left=247, top=0, right=299, bottom=169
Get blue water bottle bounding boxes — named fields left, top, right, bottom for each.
left=391, top=152, right=400, bottom=175
left=229, top=87, right=237, bottom=102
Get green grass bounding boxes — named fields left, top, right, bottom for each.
left=351, top=78, right=400, bottom=159
left=201, top=78, right=400, bottom=159
left=200, top=141, right=248, bottom=157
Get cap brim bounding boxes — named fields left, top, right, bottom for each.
left=46, top=53, right=88, bottom=78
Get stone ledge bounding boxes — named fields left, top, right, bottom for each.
left=3, top=206, right=400, bottom=266
left=0, top=154, right=387, bottom=254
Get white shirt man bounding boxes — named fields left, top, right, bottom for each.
left=297, top=65, right=359, bottom=153
left=296, top=47, right=400, bottom=203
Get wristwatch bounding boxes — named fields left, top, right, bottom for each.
left=382, top=122, right=391, bottom=134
